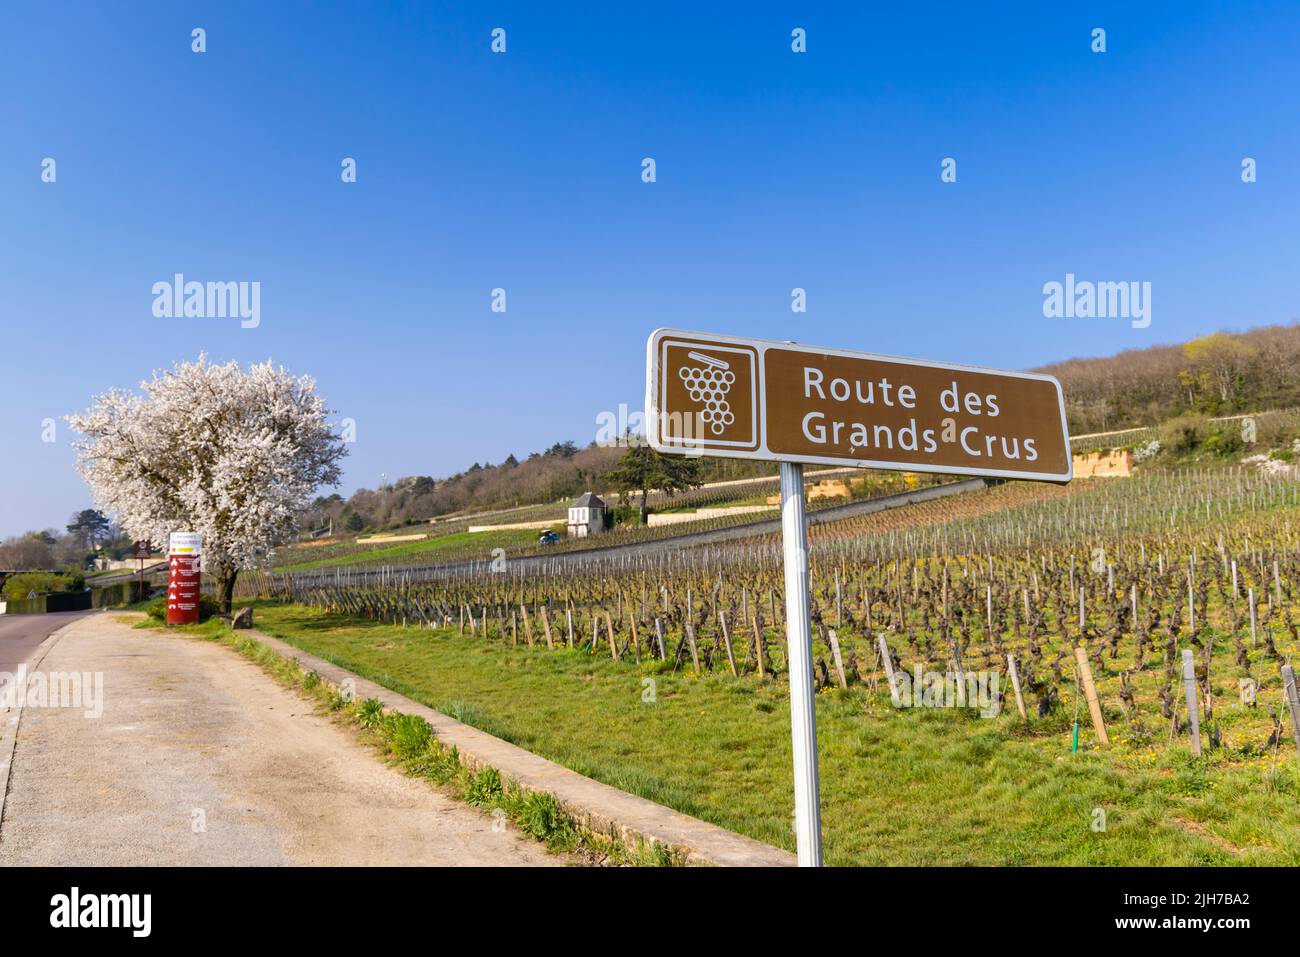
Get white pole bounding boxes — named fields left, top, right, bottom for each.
left=779, top=462, right=823, bottom=867
left=1182, top=649, right=1202, bottom=757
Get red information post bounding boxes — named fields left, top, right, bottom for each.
left=166, top=531, right=202, bottom=625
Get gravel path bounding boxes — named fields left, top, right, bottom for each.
left=0, top=614, right=566, bottom=866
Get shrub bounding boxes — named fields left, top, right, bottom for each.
left=465, top=766, right=503, bottom=806
left=143, top=593, right=221, bottom=622
left=2, top=572, right=70, bottom=602
left=325, top=687, right=349, bottom=711
left=514, top=791, right=570, bottom=842
left=1203, top=423, right=1243, bottom=456
left=387, top=712, right=432, bottom=759
left=1255, top=409, right=1300, bottom=449
left=612, top=502, right=640, bottom=526
left=358, top=698, right=385, bottom=728
left=1158, top=415, right=1210, bottom=455
left=637, top=840, right=675, bottom=867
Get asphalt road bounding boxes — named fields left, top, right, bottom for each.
left=0, top=611, right=94, bottom=673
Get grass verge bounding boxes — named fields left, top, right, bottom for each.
left=239, top=600, right=1300, bottom=865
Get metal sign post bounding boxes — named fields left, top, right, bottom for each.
left=644, top=328, right=1073, bottom=868
left=780, top=461, right=822, bottom=865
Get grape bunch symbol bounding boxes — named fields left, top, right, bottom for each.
left=679, top=351, right=736, bottom=436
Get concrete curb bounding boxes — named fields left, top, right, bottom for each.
left=245, top=628, right=796, bottom=867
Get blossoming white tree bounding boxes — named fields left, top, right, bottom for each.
left=68, top=356, right=347, bottom=614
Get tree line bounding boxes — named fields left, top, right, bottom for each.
left=1039, top=322, right=1300, bottom=435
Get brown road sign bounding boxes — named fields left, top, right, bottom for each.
left=646, top=328, right=1072, bottom=482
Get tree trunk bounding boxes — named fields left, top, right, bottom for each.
left=639, top=488, right=649, bottom=525
left=215, top=567, right=238, bottom=616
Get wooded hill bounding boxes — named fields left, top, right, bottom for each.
left=304, top=441, right=777, bottom=533
left=1038, top=322, right=1300, bottom=435
left=310, top=322, right=1300, bottom=531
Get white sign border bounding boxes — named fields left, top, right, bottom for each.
left=646, top=327, right=1073, bottom=484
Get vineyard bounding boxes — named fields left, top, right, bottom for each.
left=271, top=469, right=950, bottom=573
left=241, top=466, right=1300, bottom=862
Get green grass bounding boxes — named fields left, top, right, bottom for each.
left=244, top=600, right=1300, bottom=865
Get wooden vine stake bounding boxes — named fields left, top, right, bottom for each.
left=1074, top=647, right=1109, bottom=747
left=826, top=628, right=848, bottom=690
left=607, top=612, right=620, bottom=661
left=539, top=606, right=554, bottom=650
left=1281, top=665, right=1300, bottom=753
left=877, top=634, right=900, bottom=707
left=718, top=612, right=738, bottom=677
left=519, top=603, right=534, bottom=648
left=1007, top=653, right=1027, bottom=720
left=683, top=619, right=700, bottom=674
left=751, top=614, right=766, bottom=680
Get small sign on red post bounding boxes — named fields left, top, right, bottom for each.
left=133, top=540, right=152, bottom=604
left=166, top=532, right=202, bottom=625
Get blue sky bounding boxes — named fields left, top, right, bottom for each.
left=2, top=1, right=1298, bottom=537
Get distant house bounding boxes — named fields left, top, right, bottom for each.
left=567, top=492, right=607, bottom=538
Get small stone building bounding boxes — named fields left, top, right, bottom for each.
left=567, top=492, right=608, bottom=538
